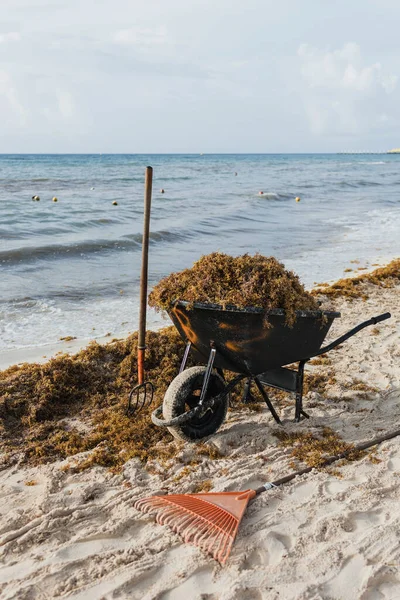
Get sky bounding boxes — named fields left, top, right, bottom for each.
left=0, top=0, right=399, bottom=153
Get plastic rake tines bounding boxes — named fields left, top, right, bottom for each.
left=134, top=490, right=256, bottom=564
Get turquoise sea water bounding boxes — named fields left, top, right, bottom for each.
left=1, top=153, right=399, bottom=352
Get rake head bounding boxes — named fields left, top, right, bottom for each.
left=134, top=489, right=256, bottom=564
left=127, top=381, right=154, bottom=416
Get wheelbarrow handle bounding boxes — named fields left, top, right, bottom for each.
left=313, top=312, right=391, bottom=358
left=370, top=312, right=391, bottom=324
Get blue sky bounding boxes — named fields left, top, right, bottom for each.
left=1, top=0, right=399, bottom=152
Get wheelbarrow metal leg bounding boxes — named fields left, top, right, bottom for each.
left=199, top=347, right=217, bottom=405
left=242, top=378, right=258, bottom=404
left=179, top=342, right=192, bottom=374
left=254, top=377, right=282, bottom=425
left=295, top=360, right=307, bottom=422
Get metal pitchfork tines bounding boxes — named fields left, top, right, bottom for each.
left=127, top=166, right=155, bottom=416
left=127, top=369, right=154, bottom=415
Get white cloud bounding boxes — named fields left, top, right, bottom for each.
left=0, top=32, right=21, bottom=43
left=381, top=74, right=398, bottom=94
left=298, top=42, right=397, bottom=93
left=0, top=69, right=28, bottom=125
left=113, top=26, right=167, bottom=46
left=297, top=43, right=398, bottom=136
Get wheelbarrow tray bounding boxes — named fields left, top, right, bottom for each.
left=169, top=301, right=341, bottom=375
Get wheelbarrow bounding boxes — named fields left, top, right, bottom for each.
left=151, top=301, right=391, bottom=441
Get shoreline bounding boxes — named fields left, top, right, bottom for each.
left=0, top=254, right=396, bottom=372
left=0, top=333, right=129, bottom=372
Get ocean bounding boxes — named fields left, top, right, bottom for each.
left=1, top=153, right=399, bottom=354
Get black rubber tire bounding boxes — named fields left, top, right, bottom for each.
left=163, top=366, right=229, bottom=442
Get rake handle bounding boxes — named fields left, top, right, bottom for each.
left=138, top=166, right=153, bottom=384
left=255, top=426, right=400, bottom=495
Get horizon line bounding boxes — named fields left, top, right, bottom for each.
left=0, top=151, right=393, bottom=156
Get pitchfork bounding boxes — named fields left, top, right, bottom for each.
left=127, top=166, right=154, bottom=416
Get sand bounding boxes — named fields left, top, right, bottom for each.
left=0, top=279, right=399, bottom=599
left=0, top=334, right=126, bottom=372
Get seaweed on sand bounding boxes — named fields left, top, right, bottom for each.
left=0, top=328, right=190, bottom=470
left=273, top=427, right=364, bottom=470
left=312, top=258, right=400, bottom=300
left=149, top=252, right=320, bottom=326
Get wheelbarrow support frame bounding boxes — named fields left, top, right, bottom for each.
left=176, top=312, right=391, bottom=424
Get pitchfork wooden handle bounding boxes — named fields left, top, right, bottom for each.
left=138, top=166, right=153, bottom=384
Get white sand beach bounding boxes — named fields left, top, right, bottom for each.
left=0, top=277, right=399, bottom=599
left=2, top=0, right=400, bottom=596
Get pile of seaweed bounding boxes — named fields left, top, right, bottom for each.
left=149, top=252, right=320, bottom=326
left=312, top=258, right=400, bottom=300
left=0, top=328, right=191, bottom=470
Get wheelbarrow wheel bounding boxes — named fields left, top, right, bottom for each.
left=163, top=366, right=229, bottom=442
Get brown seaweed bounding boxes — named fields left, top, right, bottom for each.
left=312, top=258, right=400, bottom=300
left=149, top=252, right=320, bottom=326
left=273, top=427, right=364, bottom=469
left=0, top=328, right=189, bottom=470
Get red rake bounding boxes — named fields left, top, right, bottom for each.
left=136, top=490, right=256, bottom=564
left=135, top=427, right=400, bottom=564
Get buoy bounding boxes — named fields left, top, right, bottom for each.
left=90, top=187, right=95, bottom=190
left=295, top=196, right=301, bottom=202
left=160, top=188, right=165, bottom=194
left=112, top=201, right=118, bottom=205
left=52, top=197, right=58, bottom=202
left=258, top=191, right=264, bottom=196
left=34, top=195, right=40, bottom=201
